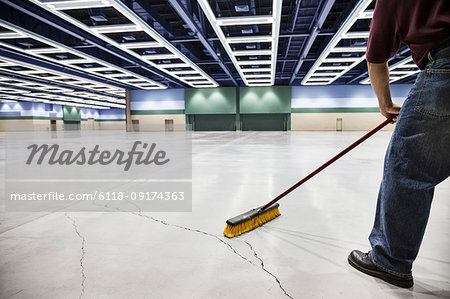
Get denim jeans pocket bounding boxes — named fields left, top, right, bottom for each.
left=415, top=68, right=450, bottom=118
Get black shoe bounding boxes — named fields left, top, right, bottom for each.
left=348, top=250, right=413, bottom=288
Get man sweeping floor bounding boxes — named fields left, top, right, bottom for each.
left=348, top=0, right=450, bottom=288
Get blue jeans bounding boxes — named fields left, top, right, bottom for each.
left=369, top=44, right=450, bottom=276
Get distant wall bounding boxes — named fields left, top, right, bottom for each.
left=0, top=102, right=62, bottom=131
left=1, top=84, right=415, bottom=132
left=290, top=84, right=412, bottom=131
left=130, top=88, right=185, bottom=130
left=0, top=101, right=125, bottom=131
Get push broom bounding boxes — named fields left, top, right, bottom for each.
left=223, top=117, right=393, bottom=238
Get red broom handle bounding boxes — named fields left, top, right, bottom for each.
left=260, top=117, right=393, bottom=211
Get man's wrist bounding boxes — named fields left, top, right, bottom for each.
left=379, top=100, right=394, bottom=109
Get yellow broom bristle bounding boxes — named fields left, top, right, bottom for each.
left=223, top=207, right=281, bottom=238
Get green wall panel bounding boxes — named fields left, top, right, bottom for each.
left=241, top=114, right=288, bottom=131
left=63, top=120, right=80, bottom=130
left=63, top=106, right=81, bottom=121
left=185, top=87, right=237, bottom=114
left=194, top=114, right=236, bottom=131
left=239, top=86, right=291, bottom=114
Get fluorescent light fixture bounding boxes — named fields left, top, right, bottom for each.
left=398, top=63, right=417, bottom=68
left=302, top=0, right=373, bottom=85
left=302, top=82, right=337, bottom=86
left=191, top=84, right=215, bottom=88
left=0, top=56, right=124, bottom=103
left=360, top=57, right=419, bottom=84
left=91, top=24, right=142, bottom=33
left=0, top=19, right=166, bottom=90
left=0, top=87, right=125, bottom=108
left=0, top=75, right=73, bottom=93
left=330, top=47, right=367, bottom=53
left=175, top=75, right=204, bottom=79
left=199, top=0, right=282, bottom=86
left=241, top=68, right=271, bottom=73
left=323, top=57, right=361, bottom=63
left=0, top=32, right=25, bottom=39
left=121, top=41, right=162, bottom=49
left=238, top=60, right=272, bottom=65
left=306, top=78, right=334, bottom=82
left=30, top=0, right=218, bottom=88
left=171, top=70, right=199, bottom=75
left=28, top=48, right=65, bottom=54
left=359, top=10, right=374, bottom=19
left=186, top=80, right=209, bottom=84
left=83, top=67, right=112, bottom=72
left=245, top=74, right=272, bottom=78
left=233, top=49, right=273, bottom=56
left=342, top=31, right=370, bottom=39
left=226, top=35, right=274, bottom=44
left=142, top=54, right=178, bottom=60
left=216, top=15, right=274, bottom=26
left=159, top=63, right=189, bottom=68
left=247, top=82, right=272, bottom=86
left=316, top=66, right=349, bottom=70
left=44, top=0, right=111, bottom=10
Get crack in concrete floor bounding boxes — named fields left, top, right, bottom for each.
left=245, top=241, right=294, bottom=299
left=120, top=202, right=295, bottom=298
left=61, top=200, right=294, bottom=298
left=64, top=213, right=86, bottom=299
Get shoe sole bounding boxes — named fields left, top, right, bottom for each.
left=348, top=255, right=413, bottom=288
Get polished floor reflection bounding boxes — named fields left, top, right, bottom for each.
left=1, top=131, right=449, bottom=298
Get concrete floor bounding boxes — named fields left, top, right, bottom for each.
left=0, top=130, right=449, bottom=299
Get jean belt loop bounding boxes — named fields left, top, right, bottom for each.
left=427, top=52, right=434, bottom=64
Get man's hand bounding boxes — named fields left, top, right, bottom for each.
left=368, top=61, right=402, bottom=122
left=380, top=103, right=401, bottom=121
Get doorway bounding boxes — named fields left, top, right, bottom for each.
left=50, top=119, right=57, bottom=131
left=63, top=120, right=80, bottom=130
left=87, top=118, right=95, bottom=130
left=132, top=119, right=139, bottom=132
left=165, top=119, right=174, bottom=131
left=241, top=114, right=287, bottom=131
left=336, top=118, right=343, bottom=131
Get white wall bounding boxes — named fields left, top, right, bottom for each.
left=291, top=113, right=393, bottom=131
left=290, top=84, right=412, bottom=131
left=131, top=114, right=186, bottom=131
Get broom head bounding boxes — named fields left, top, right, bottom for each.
left=223, top=203, right=280, bottom=238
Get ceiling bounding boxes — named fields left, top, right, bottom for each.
left=0, top=0, right=418, bottom=108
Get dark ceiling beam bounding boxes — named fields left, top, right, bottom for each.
left=284, top=0, right=303, bottom=59
left=280, top=31, right=335, bottom=38
left=168, top=32, right=335, bottom=44
left=0, top=0, right=186, bottom=88
left=290, top=0, right=303, bottom=32
left=168, top=0, right=238, bottom=86
left=131, top=0, right=202, bottom=61
left=132, top=0, right=178, bottom=38
left=197, top=58, right=318, bottom=65
left=289, top=0, right=336, bottom=85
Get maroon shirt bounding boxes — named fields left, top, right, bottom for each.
left=366, top=0, right=450, bottom=69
